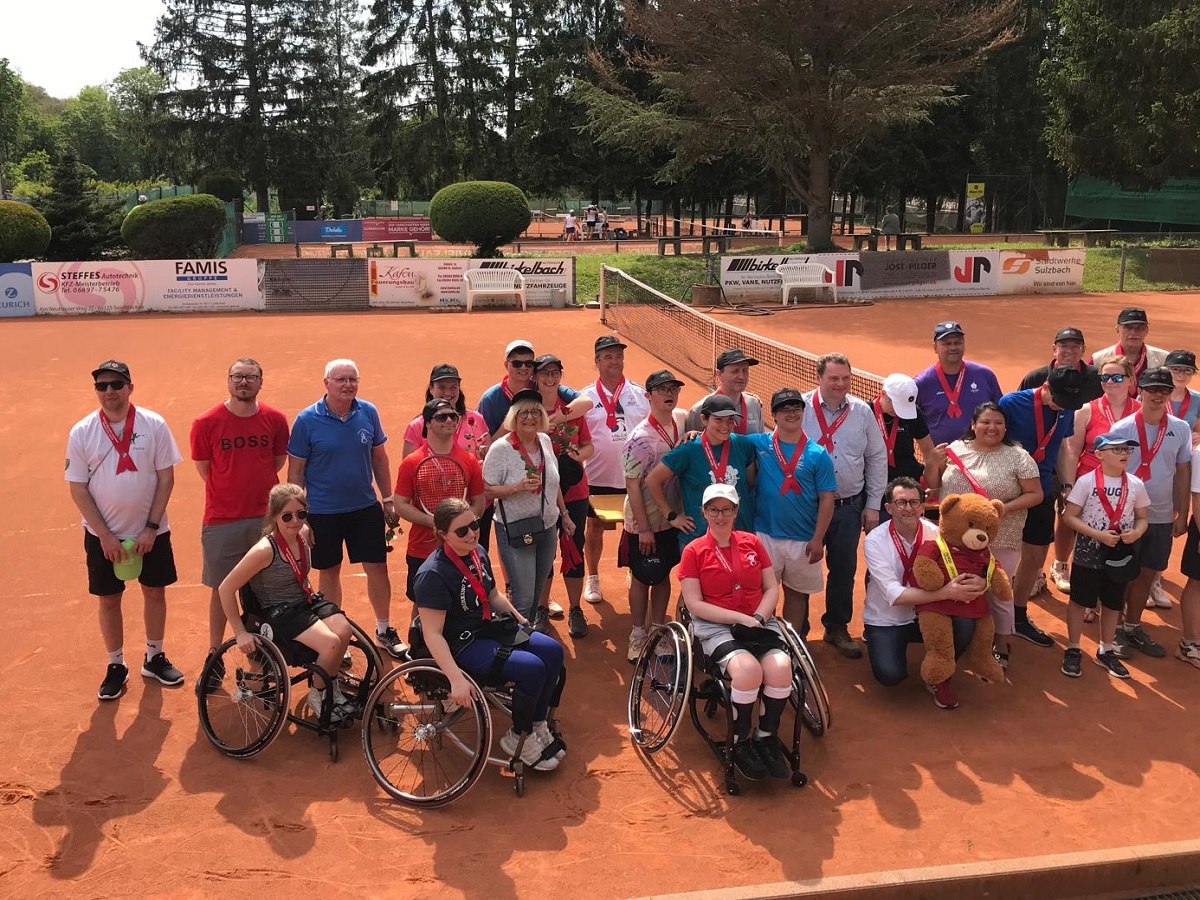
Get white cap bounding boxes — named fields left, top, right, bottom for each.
left=702, top=483, right=740, bottom=507
left=883, top=373, right=919, bottom=420
left=505, top=339, right=534, bottom=357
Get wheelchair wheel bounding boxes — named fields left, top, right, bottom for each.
left=362, top=661, right=492, bottom=808
left=198, top=636, right=290, bottom=759
left=338, top=619, right=386, bottom=719
left=778, top=618, right=832, bottom=736
left=627, top=621, right=692, bottom=753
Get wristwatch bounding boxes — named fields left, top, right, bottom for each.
left=752, top=613, right=766, bottom=625
left=667, top=511, right=678, bottom=522
left=145, top=520, right=160, bottom=531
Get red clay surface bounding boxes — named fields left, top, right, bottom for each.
left=3, top=290, right=1200, bottom=899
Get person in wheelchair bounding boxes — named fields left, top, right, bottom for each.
left=413, top=497, right=566, bottom=773
left=218, top=483, right=356, bottom=724
left=678, top=483, right=793, bottom=781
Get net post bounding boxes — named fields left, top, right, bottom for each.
left=599, top=264, right=609, bottom=324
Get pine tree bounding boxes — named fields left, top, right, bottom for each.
left=39, top=149, right=123, bottom=261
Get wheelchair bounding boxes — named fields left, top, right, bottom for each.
left=361, top=616, right=566, bottom=807
left=627, top=608, right=832, bottom=795
left=197, top=587, right=386, bottom=762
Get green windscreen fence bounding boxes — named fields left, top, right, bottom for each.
left=1066, top=177, right=1200, bottom=225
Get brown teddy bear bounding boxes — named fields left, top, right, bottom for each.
left=911, top=493, right=1011, bottom=686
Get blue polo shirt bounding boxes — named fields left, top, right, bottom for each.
left=660, top=433, right=757, bottom=546
left=478, top=382, right=580, bottom=435
left=748, top=432, right=837, bottom=541
left=288, top=397, right=387, bottom=514
left=997, top=389, right=1074, bottom=493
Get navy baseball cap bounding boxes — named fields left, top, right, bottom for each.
left=933, top=321, right=964, bottom=341
left=429, top=363, right=460, bottom=382
left=646, top=369, right=684, bottom=390
left=771, top=388, right=805, bottom=411
left=1138, top=367, right=1175, bottom=390
left=1117, top=307, right=1149, bottom=325
left=1165, top=350, right=1197, bottom=370
left=715, top=348, right=759, bottom=369
left=92, top=360, right=131, bottom=380
left=594, top=335, right=627, bottom=353
left=700, top=395, right=740, bottom=418
left=1054, top=327, right=1085, bottom=344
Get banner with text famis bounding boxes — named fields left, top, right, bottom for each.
left=368, top=258, right=574, bottom=308
left=32, top=260, right=264, bottom=314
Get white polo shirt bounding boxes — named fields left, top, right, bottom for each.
left=862, top=518, right=939, bottom=627
left=581, top=379, right=650, bottom=489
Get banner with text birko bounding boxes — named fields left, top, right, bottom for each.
left=32, top=260, right=264, bottom=314
left=368, top=258, right=574, bottom=308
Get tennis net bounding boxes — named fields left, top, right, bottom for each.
left=599, top=265, right=885, bottom=417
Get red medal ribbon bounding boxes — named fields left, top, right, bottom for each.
left=706, top=532, right=746, bottom=606
left=649, top=414, right=678, bottom=449
left=1134, top=411, right=1167, bottom=480
left=772, top=430, right=807, bottom=495
left=935, top=362, right=967, bottom=418
left=99, top=405, right=138, bottom=473
left=1096, top=396, right=1117, bottom=427
left=509, top=433, right=544, bottom=493
left=888, top=522, right=923, bottom=588
left=1116, top=344, right=1148, bottom=397
left=1175, top=392, right=1191, bottom=421
left=719, top=392, right=749, bottom=435
left=813, top=392, right=851, bottom=453
left=1094, top=468, right=1130, bottom=531
left=1030, top=390, right=1059, bottom=463
left=872, top=395, right=900, bottom=468
left=944, top=445, right=989, bottom=497
left=595, top=378, right=626, bottom=431
left=701, top=433, right=731, bottom=484
left=273, top=534, right=314, bottom=603
left=448, top=549, right=491, bottom=620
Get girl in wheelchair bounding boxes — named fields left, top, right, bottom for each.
left=218, top=483, right=356, bottom=724
left=678, top=484, right=793, bottom=781
left=413, top=498, right=566, bottom=773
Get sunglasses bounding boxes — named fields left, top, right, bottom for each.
left=451, top=519, right=481, bottom=538
left=280, top=509, right=309, bottom=522
left=95, top=380, right=128, bottom=391
left=509, top=359, right=536, bottom=369
left=1099, top=373, right=1126, bottom=383
left=431, top=412, right=460, bottom=422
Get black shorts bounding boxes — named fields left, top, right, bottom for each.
left=1139, top=521, right=1175, bottom=573
left=259, top=598, right=343, bottom=645
left=85, top=530, right=178, bottom=597
left=1181, top=518, right=1200, bottom=580
left=1067, top=565, right=1126, bottom=611
left=1022, top=493, right=1057, bottom=546
left=618, top=528, right=681, bottom=586
left=406, top=554, right=426, bottom=602
left=308, top=503, right=388, bottom=569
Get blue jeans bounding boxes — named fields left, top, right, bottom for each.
left=863, top=618, right=976, bottom=687
left=495, top=521, right=558, bottom=619
left=822, top=493, right=865, bottom=632
left=456, top=632, right=564, bottom=723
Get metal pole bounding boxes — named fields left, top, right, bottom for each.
left=599, top=264, right=608, bottom=322
left=1119, top=247, right=1127, bottom=292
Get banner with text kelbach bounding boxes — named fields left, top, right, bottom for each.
left=368, top=258, right=574, bottom=308
left=32, top=260, right=264, bottom=314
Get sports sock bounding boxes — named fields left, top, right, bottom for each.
left=376, top=620, right=390, bottom=635
left=107, top=648, right=124, bottom=666
left=146, top=639, right=163, bottom=660
left=1067, top=642, right=1081, bottom=650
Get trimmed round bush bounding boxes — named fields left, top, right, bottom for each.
left=197, top=170, right=244, bottom=202
left=429, top=181, right=532, bottom=257
left=122, top=193, right=227, bottom=259
left=0, top=199, right=52, bottom=262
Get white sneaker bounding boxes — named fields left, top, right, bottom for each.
left=546, top=600, right=565, bottom=619
left=1177, top=641, right=1200, bottom=669
left=627, top=631, right=648, bottom=664
left=1050, top=561, right=1071, bottom=592
left=500, top=728, right=559, bottom=771
left=307, top=687, right=326, bottom=717
left=1030, top=571, right=1047, bottom=599
left=533, top=721, right=566, bottom=759
left=583, top=574, right=603, bottom=604
left=1149, top=576, right=1173, bottom=608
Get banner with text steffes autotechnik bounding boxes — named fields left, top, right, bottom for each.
left=31, top=260, right=264, bottom=314
left=368, top=258, right=574, bottom=308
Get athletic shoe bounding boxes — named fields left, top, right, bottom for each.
left=98, top=663, right=128, bottom=701
left=194, top=651, right=226, bottom=696
left=1095, top=649, right=1131, bottom=679
left=375, top=627, right=409, bottom=660
left=822, top=628, right=863, bottom=659
left=583, top=574, right=603, bottom=604
left=532, top=606, right=550, bottom=635
left=1175, top=641, right=1200, bottom=669
left=568, top=606, right=588, bottom=638
left=500, top=728, right=559, bottom=771
left=730, top=739, right=769, bottom=781
left=533, top=721, right=567, bottom=760
left=993, top=650, right=1010, bottom=671
left=1148, top=577, right=1173, bottom=609
left=926, top=680, right=959, bottom=710
left=753, top=735, right=791, bottom=779
left=627, top=631, right=648, bottom=664
left=546, top=600, right=565, bottom=619
left=1061, top=647, right=1083, bottom=678
left=1050, top=561, right=1071, bottom=593
left=1014, top=617, right=1054, bottom=647
left=1116, top=624, right=1166, bottom=658
left=141, top=652, right=185, bottom=686
left=1030, top=571, right=1048, bottom=598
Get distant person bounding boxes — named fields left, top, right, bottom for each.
left=599, top=208, right=609, bottom=239
left=1089, top=307, right=1168, bottom=397
left=563, top=210, right=577, bottom=242
left=685, top=348, right=766, bottom=435
left=880, top=206, right=900, bottom=250
left=585, top=203, right=598, bottom=239
left=1019, top=327, right=1103, bottom=403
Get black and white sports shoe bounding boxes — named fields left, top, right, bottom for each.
left=141, top=653, right=184, bottom=686
left=98, top=663, right=128, bottom=701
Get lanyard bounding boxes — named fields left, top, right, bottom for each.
left=706, top=532, right=746, bottom=603
left=935, top=362, right=967, bottom=418
left=702, top=433, right=732, bottom=483
left=1134, top=411, right=1168, bottom=480
left=595, top=378, right=626, bottom=431
left=1116, top=344, right=1148, bottom=397
left=649, top=414, right=678, bottom=449
left=720, top=392, right=749, bottom=435
left=99, top=405, right=138, bottom=473
left=447, top=549, right=491, bottom=620
left=1094, top=468, right=1130, bottom=531
left=934, top=535, right=995, bottom=590
left=772, top=430, right=807, bottom=495
left=1030, top=390, right=1059, bottom=463
left=944, top=445, right=989, bottom=497
left=1174, top=393, right=1191, bottom=421
left=888, top=522, right=923, bottom=587
left=872, top=395, right=900, bottom=468
left=273, top=534, right=314, bottom=602
left=510, top=433, right=544, bottom=493
left=813, top=392, right=851, bottom=452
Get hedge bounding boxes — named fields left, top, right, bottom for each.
left=0, top=200, right=52, bottom=262
left=197, top=170, right=243, bottom=203
left=429, top=181, right=532, bottom=257
left=122, top=194, right=227, bottom=259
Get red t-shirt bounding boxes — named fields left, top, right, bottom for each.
left=190, top=403, right=290, bottom=524
left=678, top=531, right=772, bottom=616
left=395, top=445, right=486, bottom=559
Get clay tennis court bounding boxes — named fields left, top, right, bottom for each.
left=4, top=289, right=1200, bottom=899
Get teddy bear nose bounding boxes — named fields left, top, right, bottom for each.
left=964, top=529, right=988, bottom=549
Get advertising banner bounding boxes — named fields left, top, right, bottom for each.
left=368, top=258, right=574, bottom=308
left=720, top=253, right=860, bottom=302
left=32, top=260, right=264, bottom=314
left=362, top=217, right=434, bottom=242
left=996, top=249, right=1085, bottom=294
left=0, top=263, right=35, bottom=318
left=965, top=182, right=986, bottom=234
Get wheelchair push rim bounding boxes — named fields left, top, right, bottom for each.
left=198, top=635, right=291, bottom=759
left=777, top=618, right=832, bottom=736
left=628, top=621, right=692, bottom=753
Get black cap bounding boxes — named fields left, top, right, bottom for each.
left=646, top=369, right=684, bottom=391
left=715, top=348, right=759, bottom=369
left=92, top=360, right=131, bottom=380
left=932, top=321, right=964, bottom=341
left=1117, top=307, right=1149, bottom=325
left=771, top=388, right=806, bottom=412
left=1138, top=367, right=1175, bottom=390
left=422, top=398, right=455, bottom=422
left=429, top=363, right=460, bottom=383
left=1054, top=327, right=1085, bottom=344
left=1165, top=350, right=1197, bottom=369
left=1047, top=365, right=1085, bottom=410
left=509, top=388, right=543, bottom=406
left=533, top=354, right=562, bottom=372
left=594, top=335, right=627, bottom=353
left=700, top=394, right=740, bottom=418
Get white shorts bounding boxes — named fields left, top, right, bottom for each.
left=756, top=532, right=825, bottom=594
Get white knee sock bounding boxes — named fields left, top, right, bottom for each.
left=145, top=639, right=163, bottom=660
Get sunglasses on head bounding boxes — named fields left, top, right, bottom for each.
left=95, top=380, right=127, bottom=392
left=451, top=518, right=481, bottom=538
left=1099, top=373, right=1126, bottom=383
left=509, top=359, right=536, bottom=369
left=431, top=411, right=460, bottom=422
left=281, top=509, right=309, bottom=522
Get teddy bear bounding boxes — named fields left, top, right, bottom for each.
left=911, top=493, right=1011, bottom=686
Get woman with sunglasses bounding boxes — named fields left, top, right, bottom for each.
left=413, top=498, right=566, bottom=772
left=400, top=363, right=491, bottom=460
left=218, top=483, right=355, bottom=723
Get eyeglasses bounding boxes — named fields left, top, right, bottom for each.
left=280, top=509, right=309, bottom=522
left=517, top=409, right=542, bottom=419
left=509, top=359, right=536, bottom=369
left=652, top=385, right=681, bottom=394
left=229, top=373, right=261, bottom=383
left=888, top=498, right=923, bottom=509
left=705, top=505, right=737, bottom=516
left=328, top=376, right=359, bottom=384
left=775, top=404, right=804, bottom=415
left=1099, top=446, right=1133, bottom=455
left=1099, top=373, right=1126, bottom=383
left=431, top=412, right=460, bottom=422
left=452, top=519, right=481, bottom=538
left=537, top=369, right=563, bottom=378
left=95, top=380, right=127, bottom=391
left=1169, top=366, right=1197, bottom=376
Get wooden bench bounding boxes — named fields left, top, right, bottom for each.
left=701, top=235, right=729, bottom=255
left=657, top=237, right=683, bottom=256
left=462, top=268, right=526, bottom=312
left=1040, top=229, right=1118, bottom=248
left=589, top=493, right=626, bottom=532
left=365, top=244, right=385, bottom=258
left=389, top=240, right=418, bottom=257
left=776, top=262, right=837, bottom=305
left=896, top=233, right=923, bottom=251
left=329, top=243, right=354, bottom=258
left=852, top=232, right=879, bottom=252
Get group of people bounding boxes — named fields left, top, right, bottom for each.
left=562, top=204, right=609, bottom=241
left=65, top=304, right=1200, bottom=780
